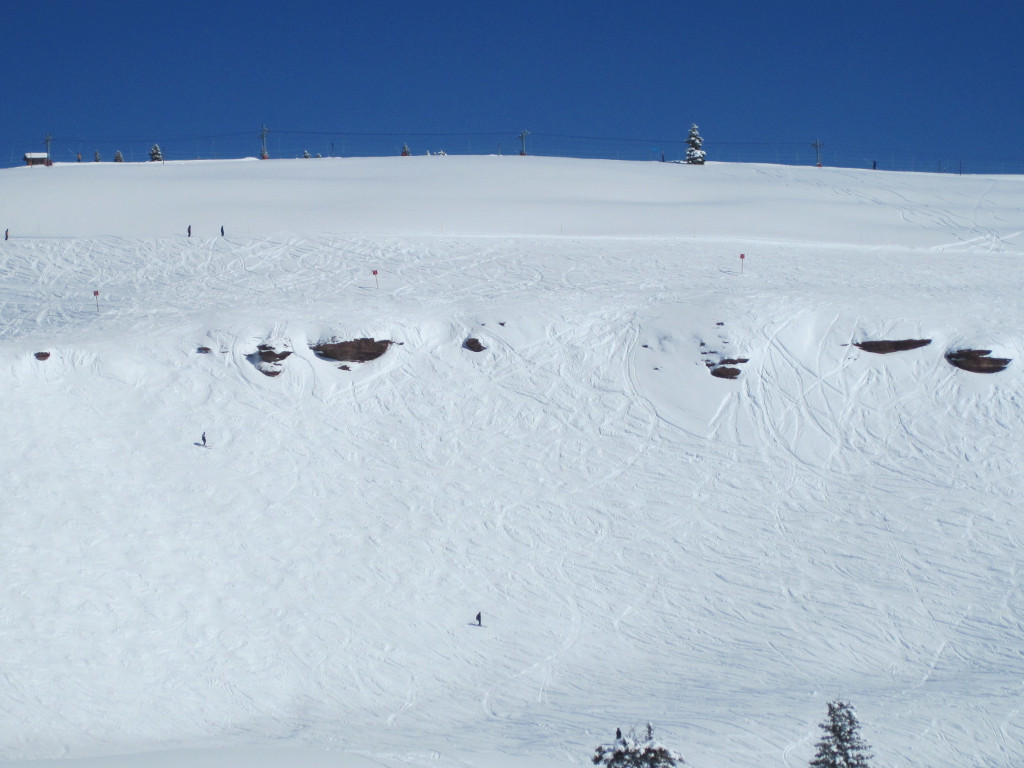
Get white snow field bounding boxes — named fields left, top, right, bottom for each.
left=1, top=156, right=1023, bottom=768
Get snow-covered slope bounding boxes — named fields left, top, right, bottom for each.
left=1, top=157, right=1022, bottom=768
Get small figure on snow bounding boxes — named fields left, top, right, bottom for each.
left=4, top=229, right=8, bottom=241
left=475, top=612, right=482, bottom=626
left=220, top=225, right=225, bottom=237
left=201, top=432, right=207, bottom=447
left=187, top=225, right=192, bottom=238
left=616, top=728, right=622, bottom=741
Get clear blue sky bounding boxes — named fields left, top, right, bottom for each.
left=2, top=0, right=1021, bottom=170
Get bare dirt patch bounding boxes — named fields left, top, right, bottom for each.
left=463, top=338, right=486, bottom=352
left=34, top=352, right=50, bottom=361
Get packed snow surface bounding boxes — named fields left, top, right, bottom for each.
left=1, top=156, right=1023, bottom=768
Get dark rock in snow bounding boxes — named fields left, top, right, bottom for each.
left=711, top=366, right=741, bottom=379
left=311, top=338, right=391, bottom=363
left=257, top=344, right=292, bottom=363
left=854, top=339, right=931, bottom=354
left=249, top=342, right=292, bottom=377
left=945, top=349, right=1011, bottom=374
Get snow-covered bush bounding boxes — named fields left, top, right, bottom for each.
left=149, top=144, right=163, bottom=162
left=593, top=724, right=683, bottom=768
left=685, top=124, right=706, bottom=165
left=809, top=700, right=872, bottom=768
left=114, top=150, right=124, bottom=163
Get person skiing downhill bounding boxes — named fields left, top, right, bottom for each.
left=475, top=612, right=482, bottom=626
left=201, top=432, right=207, bottom=447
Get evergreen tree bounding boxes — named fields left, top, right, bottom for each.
left=149, top=144, right=163, bottom=162
left=593, top=724, right=683, bottom=768
left=810, top=700, right=872, bottom=768
left=94, top=150, right=101, bottom=162
left=114, top=150, right=124, bottom=163
left=685, top=124, right=706, bottom=165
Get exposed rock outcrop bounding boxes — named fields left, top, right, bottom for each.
left=250, top=342, right=292, bottom=377
left=854, top=339, right=931, bottom=354
left=710, top=366, right=741, bottom=380
left=945, top=349, right=1011, bottom=374
left=310, top=338, right=391, bottom=364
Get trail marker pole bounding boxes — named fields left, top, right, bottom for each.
left=373, top=269, right=379, bottom=289
left=740, top=253, right=745, bottom=274
left=93, top=290, right=100, bottom=313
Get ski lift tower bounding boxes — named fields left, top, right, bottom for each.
left=259, top=125, right=270, bottom=160
left=519, top=130, right=530, bottom=156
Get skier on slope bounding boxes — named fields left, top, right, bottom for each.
left=201, top=432, right=207, bottom=447
left=475, top=612, right=482, bottom=626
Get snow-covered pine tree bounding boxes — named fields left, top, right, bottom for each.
left=114, top=150, right=124, bottom=162
left=149, top=144, right=163, bottom=162
left=593, top=724, right=683, bottom=768
left=94, top=150, right=101, bottom=162
left=685, top=124, right=706, bottom=165
left=809, top=700, right=873, bottom=768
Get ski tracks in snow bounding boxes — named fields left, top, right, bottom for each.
left=3, top=229, right=1024, bottom=766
